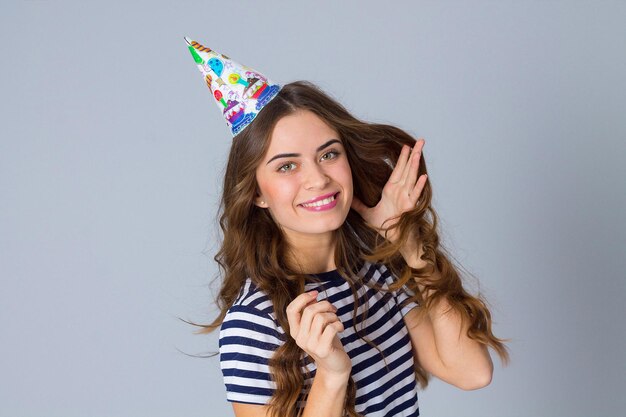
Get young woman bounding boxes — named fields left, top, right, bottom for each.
left=185, top=39, right=509, bottom=417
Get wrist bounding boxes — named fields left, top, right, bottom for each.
left=400, top=239, right=426, bottom=269
left=314, top=367, right=351, bottom=390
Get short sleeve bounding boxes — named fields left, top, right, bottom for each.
left=218, top=304, right=285, bottom=405
left=392, top=282, right=420, bottom=317
left=377, top=262, right=420, bottom=317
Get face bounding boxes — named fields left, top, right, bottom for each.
left=254, top=109, right=353, bottom=246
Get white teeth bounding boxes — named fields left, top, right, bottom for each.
left=301, top=194, right=336, bottom=208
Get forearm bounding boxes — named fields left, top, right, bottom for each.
left=401, top=241, right=493, bottom=389
left=413, top=289, right=493, bottom=389
left=302, top=369, right=349, bottom=417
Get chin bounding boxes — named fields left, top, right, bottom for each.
left=287, top=216, right=346, bottom=236
left=320, top=214, right=349, bottom=233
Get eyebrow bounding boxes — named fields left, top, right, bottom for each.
left=265, top=139, right=342, bottom=165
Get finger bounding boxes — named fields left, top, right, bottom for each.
left=300, top=300, right=336, bottom=329
left=318, top=321, right=345, bottom=353
left=309, top=312, right=340, bottom=342
left=286, top=290, right=318, bottom=337
left=388, top=144, right=411, bottom=184
left=401, top=139, right=424, bottom=185
left=410, top=174, right=428, bottom=205
left=299, top=300, right=336, bottom=340
left=404, top=147, right=422, bottom=192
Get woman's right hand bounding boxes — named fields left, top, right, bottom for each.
left=286, top=290, right=352, bottom=378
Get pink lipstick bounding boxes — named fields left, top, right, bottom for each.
left=299, top=192, right=340, bottom=211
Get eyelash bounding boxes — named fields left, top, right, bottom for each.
left=277, top=149, right=341, bottom=173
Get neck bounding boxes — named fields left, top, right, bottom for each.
left=284, top=231, right=337, bottom=274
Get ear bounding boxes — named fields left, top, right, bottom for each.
left=253, top=192, right=267, bottom=208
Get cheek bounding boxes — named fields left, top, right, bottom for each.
left=261, top=177, right=299, bottom=204
left=338, top=160, right=353, bottom=187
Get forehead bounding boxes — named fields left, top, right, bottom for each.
left=267, top=110, right=341, bottom=152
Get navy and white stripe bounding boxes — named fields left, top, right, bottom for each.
left=218, top=260, right=420, bottom=416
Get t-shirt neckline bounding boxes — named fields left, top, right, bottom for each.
left=307, top=269, right=343, bottom=283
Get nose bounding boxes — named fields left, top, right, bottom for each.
left=303, top=162, right=330, bottom=190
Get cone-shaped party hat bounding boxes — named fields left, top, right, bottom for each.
left=184, top=37, right=281, bottom=137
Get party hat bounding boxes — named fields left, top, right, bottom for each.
left=184, top=37, right=281, bottom=137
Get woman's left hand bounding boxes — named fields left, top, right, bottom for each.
left=351, top=138, right=428, bottom=245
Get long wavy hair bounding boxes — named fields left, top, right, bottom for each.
left=189, top=80, right=510, bottom=417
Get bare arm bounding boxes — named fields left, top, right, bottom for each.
left=401, top=241, right=493, bottom=390
left=350, top=138, right=492, bottom=390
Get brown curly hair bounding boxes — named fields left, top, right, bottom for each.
left=187, top=80, right=510, bottom=417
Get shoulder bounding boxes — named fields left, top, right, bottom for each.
left=219, top=279, right=283, bottom=407
left=358, top=259, right=396, bottom=286
left=369, top=261, right=415, bottom=293
left=231, top=278, right=276, bottom=315
left=219, top=278, right=285, bottom=349
left=226, top=278, right=281, bottom=325
left=362, top=260, right=420, bottom=314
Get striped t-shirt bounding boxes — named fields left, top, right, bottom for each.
left=218, top=260, right=420, bottom=416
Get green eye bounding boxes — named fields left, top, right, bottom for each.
left=278, top=162, right=296, bottom=173
left=322, top=150, right=340, bottom=160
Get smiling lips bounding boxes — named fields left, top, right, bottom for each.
left=299, top=192, right=340, bottom=211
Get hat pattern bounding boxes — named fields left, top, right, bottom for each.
left=185, top=37, right=281, bottom=136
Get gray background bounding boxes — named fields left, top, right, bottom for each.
left=1, top=1, right=624, bottom=416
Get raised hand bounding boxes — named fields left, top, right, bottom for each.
left=351, top=138, right=428, bottom=245
left=286, top=290, right=351, bottom=378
